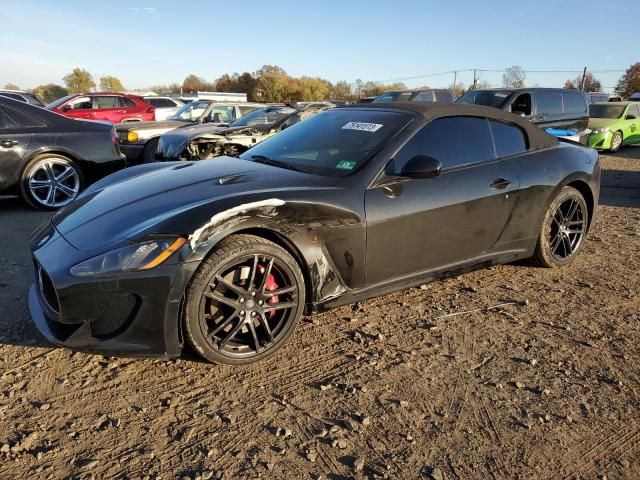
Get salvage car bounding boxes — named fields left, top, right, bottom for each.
left=117, top=101, right=263, bottom=164
left=28, top=103, right=600, bottom=365
left=587, top=102, right=640, bottom=152
left=155, top=104, right=332, bottom=161
left=373, top=88, right=455, bottom=103
left=47, top=93, right=155, bottom=123
left=0, top=97, right=125, bottom=209
left=456, top=88, right=589, bottom=143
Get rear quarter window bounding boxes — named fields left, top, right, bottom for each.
left=2, top=105, right=46, bottom=128
left=122, top=97, right=136, bottom=107
left=489, top=121, right=527, bottom=157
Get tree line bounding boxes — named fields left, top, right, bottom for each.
left=5, top=63, right=640, bottom=104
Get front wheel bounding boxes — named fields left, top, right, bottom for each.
left=610, top=131, right=623, bottom=153
left=183, top=235, right=305, bottom=365
left=20, top=154, right=83, bottom=210
left=531, top=186, right=589, bottom=268
left=142, top=138, right=159, bottom=164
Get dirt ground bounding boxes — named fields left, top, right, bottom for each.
left=0, top=148, right=638, bottom=480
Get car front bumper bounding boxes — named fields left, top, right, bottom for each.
left=28, top=222, right=197, bottom=358
left=587, top=131, right=612, bottom=150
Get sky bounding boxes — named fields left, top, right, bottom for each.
left=1, top=0, right=636, bottom=93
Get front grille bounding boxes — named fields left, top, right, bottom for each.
left=37, top=264, right=60, bottom=314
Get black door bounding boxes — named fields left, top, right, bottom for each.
left=0, top=106, right=32, bottom=192
left=364, top=116, right=520, bottom=286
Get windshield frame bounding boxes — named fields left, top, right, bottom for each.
left=228, top=106, right=296, bottom=128
left=168, top=100, right=212, bottom=122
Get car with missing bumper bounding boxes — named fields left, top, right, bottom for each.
left=0, top=96, right=125, bottom=210
left=155, top=104, right=332, bottom=161
left=116, top=101, right=263, bottom=164
left=29, top=103, right=600, bottom=365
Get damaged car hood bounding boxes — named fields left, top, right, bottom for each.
left=51, top=157, right=336, bottom=251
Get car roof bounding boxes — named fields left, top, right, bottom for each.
left=339, top=102, right=558, bottom=149
left=592, top=101, right=631, bottom=105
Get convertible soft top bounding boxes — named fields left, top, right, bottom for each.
left=341, top=101, right=559, bottom=150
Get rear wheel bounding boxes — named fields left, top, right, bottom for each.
left=184, top=235, right=305, bottom=365
left=20, top=154, right=83, bottom=210
left=531, top=186, right=588, bottom=268
left=142, top=138, right=159, bottom=164
left=610, top=131, right=623, bottom=152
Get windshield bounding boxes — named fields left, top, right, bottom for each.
left=456, top=90, right=510, bottom=108
left=238, top=109, right=411, bottom=177
left=169, top=101, right=210, bottom=121
left=589, top=104, right=626, bottom=119
left=373, top=92, right=412, bottom=103
left=46, top=94, right=76, bottom=109
left=229, top=106, right=296, bottom=128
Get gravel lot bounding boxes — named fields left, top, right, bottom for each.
left=0, top=149, right=638, bottom=480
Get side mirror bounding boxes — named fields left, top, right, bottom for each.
left=400, top=155, right=442, bottom=179
left=61, top=104, right=71, bottom=112
left=626, top=114, right=637, bottom=120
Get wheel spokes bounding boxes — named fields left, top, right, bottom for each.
left=219, top=316, right=245, bottom=348
left=213, top=274, right=246, bottom=297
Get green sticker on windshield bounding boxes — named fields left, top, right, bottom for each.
left=336, top=160, right=356, bottom=170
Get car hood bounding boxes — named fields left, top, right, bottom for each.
left=51, top=157, right=335, bottom=251
left=588, top=118, right=619, bottom=129
left=115, top=119, right=189, bottom=132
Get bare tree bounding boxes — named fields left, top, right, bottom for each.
left=502, top=66, right=526, bottom=88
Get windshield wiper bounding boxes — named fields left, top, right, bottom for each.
left=250, top=155, right=302, bottom=172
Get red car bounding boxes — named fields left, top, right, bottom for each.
left=47, top=93, right=155, bottom=124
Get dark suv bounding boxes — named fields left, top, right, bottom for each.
left=456, top=88, right=589, bottom=143
left=373, top=88, right=454, bottom=103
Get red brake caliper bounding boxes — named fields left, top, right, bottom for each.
left=258, top=264, right=279, bottom=318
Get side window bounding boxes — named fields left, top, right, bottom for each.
left=94, top=96, right=121, bottom=109
left=535, top=91, right=563, bottom=114
left=489, top=121, right=527, bottom=157
left=510, top=93, right=532, bottom=115
left=413, top=91, right=434, bottom=102
left=563, top=92, right=587, bottom=114
left=207, top=106, right=235, bottom=123
left=0, top=93, right=27, bottom=103
left=121, top=97, right=136, bottom=108
left=2, top=106, right=46, bottom=128
left=67, top=96, right=92, bottom=110
left=395, top=117, right=495, bottom=171
left=0, top=107, right=19, bottom=129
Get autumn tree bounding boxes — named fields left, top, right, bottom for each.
left=615, top=62, right=640, bottom=98
left=564, top=79, right=576, bottom=89
left=182, top=74, right=209, bottom=93
left=502, top=65, right=526, bottom=88
left=100, top=75, right=124, bottom=92
left=254, top=65, right=296, bottom=102
left=32, top=84, right=68, bottom=103
left=295, top=76, right=331, bottom=101
left=564, top=72, right=601, bottom=92
left=448, top=82, right=466, bottom=98
left=63, top=68, right=95, bottom=93
left=3, top=83, right=20, bottom=90
left=330, top=80, right=353, bottom=100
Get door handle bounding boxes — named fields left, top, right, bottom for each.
left=490, top=178, right=512, bottom=189
left=0, top=139, right=18, bottom=148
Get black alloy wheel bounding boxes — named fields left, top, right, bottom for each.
left=184, top=235, right=305, bottom=365
left=532, top=186, right=588, bottom=267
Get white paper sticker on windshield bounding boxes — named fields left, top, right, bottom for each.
left=342, top=122, right=383, bottom=132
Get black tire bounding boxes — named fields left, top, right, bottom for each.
left=610, top=131, right=623, bottom=153
left=183, top=234, right=305, bottom=365
left=19, top=153, right=84, bottom=210
left=142, top=138, right=159, bottom=164
left=531, top=186, right=589, bottom=268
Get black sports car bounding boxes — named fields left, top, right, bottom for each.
left=28, top=103, right=600, bottom=365
left=0, top=97, right=125, bottom=209
left=155, top=104, right=332, bottom=161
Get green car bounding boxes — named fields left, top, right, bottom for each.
left=587, top=102, right=640, bottom=152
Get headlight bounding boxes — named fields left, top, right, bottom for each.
left=127, top=131, right=139, bottom=142
left=70, top=237, right=186, bottom=277
left=591, top=128, right=610, bottom=134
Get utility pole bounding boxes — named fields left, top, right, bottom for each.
left=472, top=69, right=478, bottom=90
left=452, top=70, right=457, bottom=94
left=580, top=66, right=587, bottom=91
